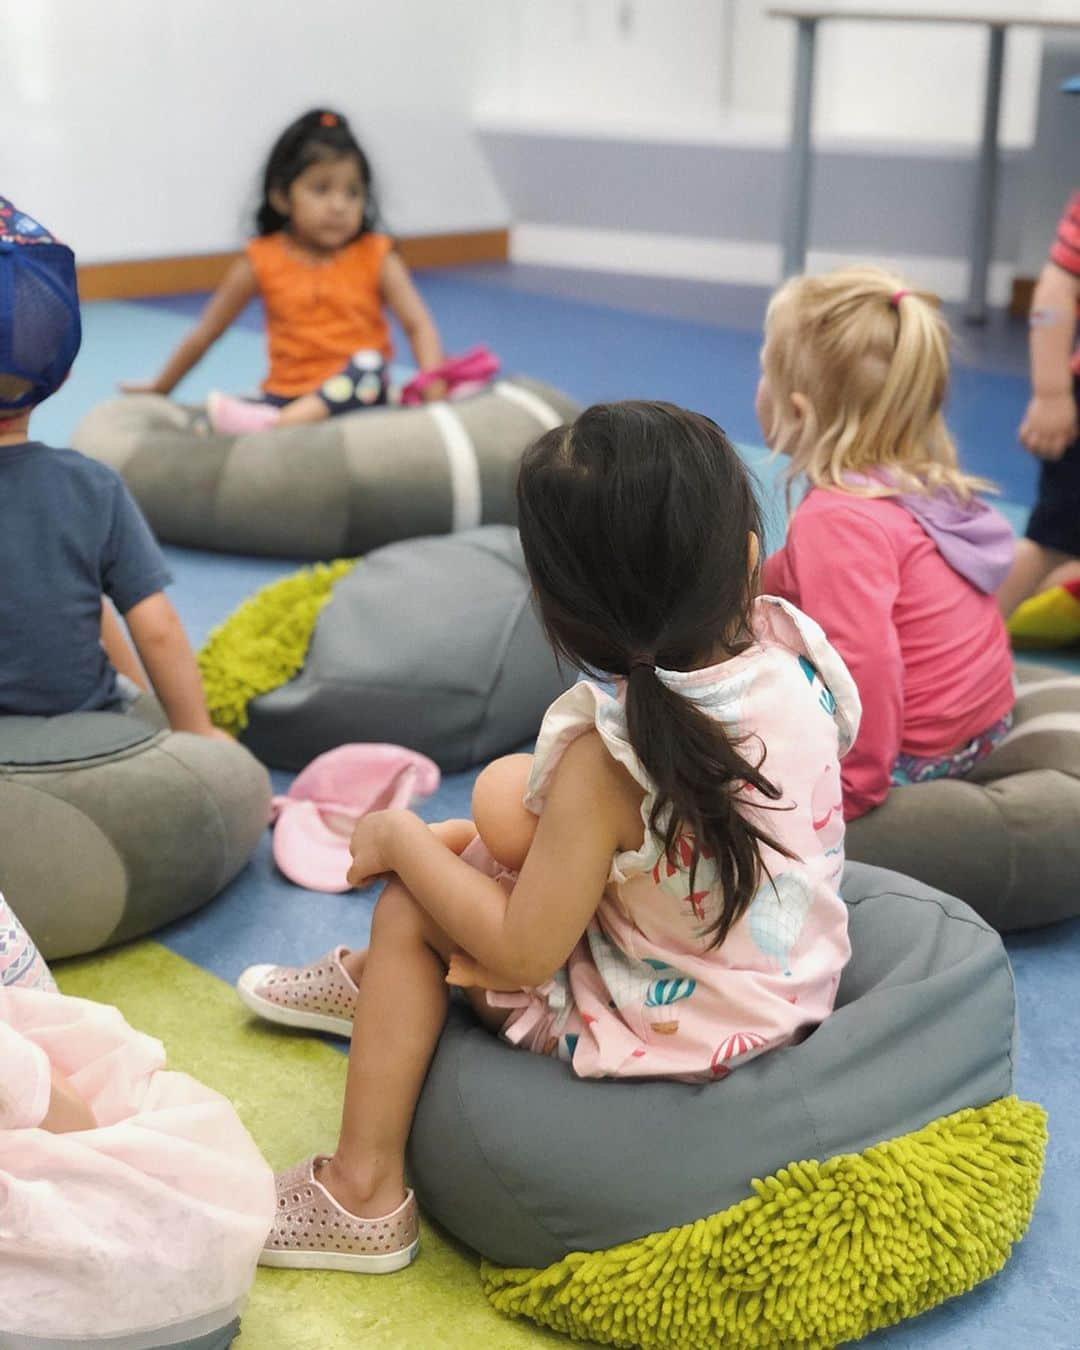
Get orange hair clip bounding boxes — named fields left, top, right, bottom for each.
left=320, top=112, right=339, bottom=127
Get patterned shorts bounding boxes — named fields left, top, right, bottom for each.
left=890, top=712, right=1014, bottom=787
left=0, top=893, right=57, bottom=991
left=261, top=349, right=390, bottom=416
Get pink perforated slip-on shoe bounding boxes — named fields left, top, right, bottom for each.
left=261, top=1157, right=419, bottom=1273
left=237, top=946, right=357, bottom=1038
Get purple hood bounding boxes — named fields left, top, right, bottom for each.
left=847, top=474, right=1015, bottom=593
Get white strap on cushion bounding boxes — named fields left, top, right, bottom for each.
left=427, top=402, right=482, bottom=532
left=492, top=380, right=564, bottom=431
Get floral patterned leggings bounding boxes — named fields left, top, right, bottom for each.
left=890, top=711, right=1014, bottom=787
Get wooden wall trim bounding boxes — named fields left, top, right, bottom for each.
left=76, top=228, right=509, bottom=301
left=1010, top=276, right=1035, bottom=319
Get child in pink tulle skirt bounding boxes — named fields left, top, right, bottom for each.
left=0, top=893, right=275, bottom=1348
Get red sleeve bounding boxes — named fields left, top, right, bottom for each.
left=783, top=504, right=903, bottom=820
left=1049, top=191, right=1080, bottom=278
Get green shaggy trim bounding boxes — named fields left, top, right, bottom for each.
left=198, top=560, right=357, bottom=736
left=482, top=1095, right=1047, bottom=1350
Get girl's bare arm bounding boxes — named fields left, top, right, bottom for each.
left=121, top=257, right=259, bottom=395
left=349, top=733, right=630, bottom=987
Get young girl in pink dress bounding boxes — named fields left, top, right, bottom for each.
left=757, top=266, right=1016, bottom=820
left=238, top=400, right=861, bottom=1274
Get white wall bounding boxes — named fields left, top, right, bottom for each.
left=3, top=0, right=509, bottom=263
left=477, top=0, right=1054, bottom=149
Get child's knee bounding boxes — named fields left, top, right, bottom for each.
left=472, top=754, right=537, bottom=872
left=370, top=881, right=427, bottom=943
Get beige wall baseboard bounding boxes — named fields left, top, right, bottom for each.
left=77, top=228, right=510, bottom=301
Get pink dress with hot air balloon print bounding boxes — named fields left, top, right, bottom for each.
left=483, top=597, right=862, bottom=1082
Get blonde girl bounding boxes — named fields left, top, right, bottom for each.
left=758, top=265, right=1015, bottom=820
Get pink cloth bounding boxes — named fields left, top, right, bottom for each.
left=271, top=744, right=440, bottom=893
left=0, top=985, right=275, bottom=1344
left=482, top=597, right=860, bottom=1083
left=761, top=489, right=1015, bottom=821
left=399, top=345, right=500, bottom=405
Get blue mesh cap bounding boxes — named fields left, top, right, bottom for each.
left=0, top=196, right=82, bottom=412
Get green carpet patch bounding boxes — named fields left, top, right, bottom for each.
left=56, top=942, right=578, bottom=1350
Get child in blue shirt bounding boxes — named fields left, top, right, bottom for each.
left=0, top=196, right=222, bottom=734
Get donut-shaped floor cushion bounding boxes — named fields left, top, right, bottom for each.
left=407, top=862, right=1046, bottom=1350
left=70, top=379, right=579, bottom=559
left=199, top=526, right=576, bottom=773
left=846, top=663, right=1080, bottom=931
left=0, top=706, right=270, bottom=960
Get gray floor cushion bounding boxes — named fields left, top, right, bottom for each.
left=408, top=861, right=1021, bottom=1271
left=238, top=527, right=576, bottom=773
left=70, top=380, right=580, bottom=559
left=0, top=706, right=270, bottom=960
left=846, top=663, right=1080, bottom=930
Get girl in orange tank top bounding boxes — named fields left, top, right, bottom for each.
left=124, top=109, right=447, bottom=436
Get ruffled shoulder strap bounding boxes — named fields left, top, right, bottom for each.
left=523, top=682, right=662, bottom=883
left=753, top=596, right=862, bottom=756
left=524, top=682, right=650, bottom=811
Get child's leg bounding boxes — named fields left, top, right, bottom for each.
left=275, top=391, right=331, bottom=427
left=277, top=351, right=390, bottom=428
left=339, top=819, right=478, bottom=988
left=318, top=878, right=507, bottom=1219
left=1040, top=557, right=1080, bottom=592
left=997, top=539, right=1068, bottom=617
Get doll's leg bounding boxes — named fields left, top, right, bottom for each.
left=472, top=753, right=537, bottom=873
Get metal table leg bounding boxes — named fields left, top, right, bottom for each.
left=966, top=23, right=1006, bottom=323
left=782, top=16, right=818, bottom=277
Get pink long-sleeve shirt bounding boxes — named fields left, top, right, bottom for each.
left=761, top=489, right=1014, bottom=820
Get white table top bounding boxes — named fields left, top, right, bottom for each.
left=769, top=5, right=1080, bottom=27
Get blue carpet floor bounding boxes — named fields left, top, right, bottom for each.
left=36, top=267, right=1080, bottom=1349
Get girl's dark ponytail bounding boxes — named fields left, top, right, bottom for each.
left=517, top=401, right=792, bottom=950
left=623, top=665, right=788, bottom=948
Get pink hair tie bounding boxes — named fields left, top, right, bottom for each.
left=890, top=289, right=910, bottom=308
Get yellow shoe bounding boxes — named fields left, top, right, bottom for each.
left=1008, top=580, right=1080, bottom=648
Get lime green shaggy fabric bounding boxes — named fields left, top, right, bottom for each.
left=198, top=559, right=355, bottom=735
left=482, top=1095, right=1047, bottom=1350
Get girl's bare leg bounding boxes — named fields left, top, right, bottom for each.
left=339, top=821, right=478, bottom=987
left=318, top=879, right=506, bottom=1219
left=276, top=392, right=330, bottom=427
left=997, top=539, right=1067, bottom=617
left=1040, top=558, right=1080, bottom=592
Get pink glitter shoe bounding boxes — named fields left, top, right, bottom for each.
left=261, top=1157, right=419, bottom=1272
left=206, top=391, right=282, bottom=436
left=236, top=946, right=358, bottom=1038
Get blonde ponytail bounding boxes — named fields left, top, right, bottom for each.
left=761, top=265, right=992, bottom=502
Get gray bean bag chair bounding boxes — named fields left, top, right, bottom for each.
left=0, top=703, right=270, bottom=960
left=203, top=526, right=576, bottom=773
left=846, top=663, right=1080, bottom=931
left=70, top=379, right=579, bottom=559
left=408, top=862, right=1046, bottom=1350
